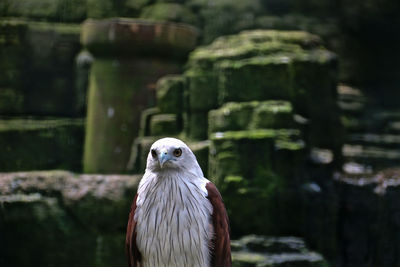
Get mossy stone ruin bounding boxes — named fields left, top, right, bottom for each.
left=133, top=30, right=342, bottom=244
left=81, top=18, right=198, bottom=173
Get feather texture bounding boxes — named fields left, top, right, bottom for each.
left=206, top=182, right=232, bottom=267
left=125, top=137, right=231, bottom=267
left=126, top=193, right=141, bottom=267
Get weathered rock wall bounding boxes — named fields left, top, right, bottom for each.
left=0, top=20, right=83, bottom=116
left=0, top=171, right=140, bottom=267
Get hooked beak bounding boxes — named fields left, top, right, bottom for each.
left=158, top=149, right=172, bottom=168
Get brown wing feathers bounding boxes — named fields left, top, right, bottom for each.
left=126, top=194, right=141, bottom=267
left=206, top=182, right=232, bottom=267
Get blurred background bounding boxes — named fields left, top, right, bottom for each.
left=1, top=0, right=400, bottom=266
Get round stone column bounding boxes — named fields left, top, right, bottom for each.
left=81, top=18, right=198, bottom=173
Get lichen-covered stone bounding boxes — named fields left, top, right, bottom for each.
left=231, top=235, right=328, bottom=267
left=1, top=0, right=87, bottom=22
left=0, top=171, right=140, bottom=267
left=208, top=100, right=294, bottom=133
left=156, top=75, right=184, bottom=114
left=149, top=114, right=180, bottom=136
left=0, top=118, right=84, bottom=172
left=184, top=68, right=219, bottom=111
left=251, top=100, right=294, bottom=129
left=188, top=30, right=322, bottom=69
left=209, top=102, right=257, bottom=133
left=0, top=22, right=27, bottom=113
left=217, top=56, right=293, bottom=103
left=187, top=29, right=341, bottom=161
left=209, top=129, right=305, bottom=235
left=184, top=111, right=208, bottom=140
left=0, top=20, right=82, bottom=116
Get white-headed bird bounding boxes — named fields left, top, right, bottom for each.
left=126, top=137, right=231, bottom=267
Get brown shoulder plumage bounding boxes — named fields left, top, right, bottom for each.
left=125, top=194, right=141, bottom=267
left=206, top=182, right=232, bottom=267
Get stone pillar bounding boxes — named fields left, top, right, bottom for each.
left=81, top=18, right=198, bottom=173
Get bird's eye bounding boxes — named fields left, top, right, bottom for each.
left=173, top=148, right=182, bottom=157
left=151, top=149, right=157, bottom=158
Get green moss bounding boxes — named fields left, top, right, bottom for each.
left=232, top=251, right=267, bottom=266
left=0, top=19, right=82, bottom=116
left=209, top=129, right=306, bottom=235
left=0, top=118, right=84, bottom=132
left=140, top=3, right=198, bottom=25
left=0, top=118, right=84, bottom=171
left=208, top=102, right=257, bottom=133
left=217, top=56, right=292, bottom=103
left=29, top=21, right=81, bottom=35
left=156, top=75, right=184, bottom=114
left=184, top=111, right=208, bottom=140
left=2, top=0, right=87, bottom=22
left=210, top=129, right=300, bottom=141
left=149, top=114, right=180, bottom=136
left=250, top=100, right=294, bottom=129
left=0, top=171, right=140, bottom=267
left=184, top=68, right=219, bottom=111
left=188, top=30, right=322, bottom=69
left=209, top=101, right=294, bottom=133
left=83, top=59, right=139, bottom=173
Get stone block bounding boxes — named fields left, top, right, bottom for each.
left=231, top=235, right=328, bottom=267
left=156, top=75, right=184, bottom=114
left=127, top=136, right=161, bottom=173
left=208, top=102, right=256, bottom=133
left=209, top=129, right=305, bottom=235
left=184, top=68, right=219, bottom=111
left=208, top=100, right=294, bottom=134
left=149, top=114, right=180, bottom=136
left=139, top=107, right=160, bottom=137
left=0, top=171, right=140, bottom=267
left=184, top=111, right=208, bottom=140
left=217, top=56, right=292, bottom=104
left=0, top=20, right=82, bottom=116
left=0, top=0, right=87, bottom=22
left=250, top=100, right=294, bottom=129
left=0, top=118, right=84, bottom=172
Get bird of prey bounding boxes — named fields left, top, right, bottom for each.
left=126, top=137, right=231, bottom=267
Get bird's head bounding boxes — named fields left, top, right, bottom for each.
left=146, top=137, right=203, bottom=177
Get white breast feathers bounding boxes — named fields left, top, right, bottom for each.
left=135, top=171, right=213, bottom=267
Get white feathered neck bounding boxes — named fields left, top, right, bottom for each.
left=134, top=138, right=214, bottom=267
